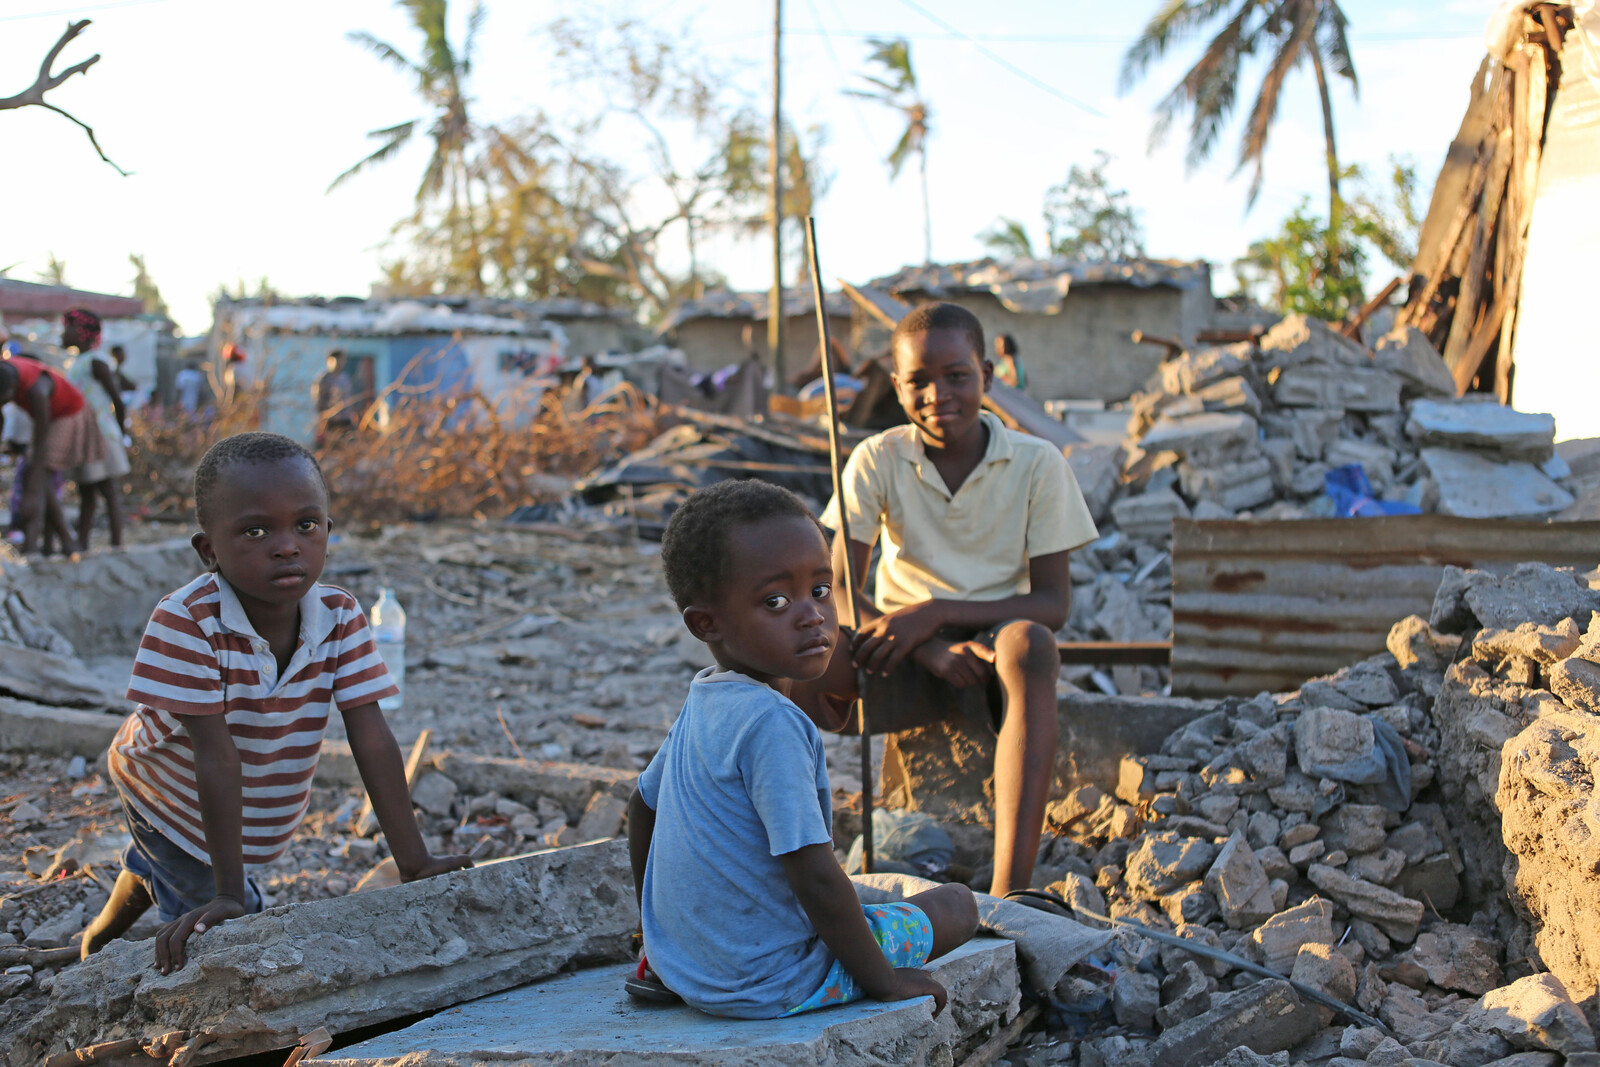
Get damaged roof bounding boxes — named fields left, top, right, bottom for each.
left=658, top=288, right=855, bottom=334
left=868, top=257, right=1211, bottom=315
left=215, top=294, right=629, bottom=337
left=0, top=279, right=147, bottom=321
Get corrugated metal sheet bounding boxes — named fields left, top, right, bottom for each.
left=1171, top=516, right=1600, bottom=697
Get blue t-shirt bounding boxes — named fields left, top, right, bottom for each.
left=638, top=668, right=835, bottom=1018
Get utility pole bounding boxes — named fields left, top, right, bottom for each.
left=768, top=0, right=787, bottom=395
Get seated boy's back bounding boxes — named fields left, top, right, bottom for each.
left=639, top=669, right=833, bottom=1017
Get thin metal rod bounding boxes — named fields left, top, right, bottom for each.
left=768, top=0, right=786, bottom=394
left=804, top=215, right=871, bottom=874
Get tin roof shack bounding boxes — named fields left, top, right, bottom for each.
left=659, top=289, right=855, bottom=375
left=870, top=258, right=1215, bottom=402
left=0, top=279, right=175, bottom=406
left=210, top=296, right=615, bottom=442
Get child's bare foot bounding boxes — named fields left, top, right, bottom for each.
left=80, top=870, right=152, bottom=960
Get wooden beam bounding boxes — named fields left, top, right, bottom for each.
left=1058, top=641, right=1172, bottom=667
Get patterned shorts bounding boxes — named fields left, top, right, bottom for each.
left=783, top=902, right=935, bottom=1016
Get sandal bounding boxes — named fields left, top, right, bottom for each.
left=624, top=956, right=682, bottom=1004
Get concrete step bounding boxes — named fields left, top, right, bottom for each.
left=325, top=936, right=1021, bottom=1066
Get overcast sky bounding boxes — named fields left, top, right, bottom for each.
left=0, top=0, right=1491, bottom=334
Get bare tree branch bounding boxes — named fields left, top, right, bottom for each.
left=0, top=20, right=126, bottom=175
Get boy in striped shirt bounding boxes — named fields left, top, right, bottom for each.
left=82, top=432, right=471, bottom=972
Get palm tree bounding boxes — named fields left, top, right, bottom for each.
left=331, top=0, right=493, bottom=292
left=847, top=38, right=933, bottom=264
left=1120, top=0, right=1357, bottom=232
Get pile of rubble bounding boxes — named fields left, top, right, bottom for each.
left=1004, top=561, right=1600, bottom=1066
left=1104, top=314, right=1574, bottom=535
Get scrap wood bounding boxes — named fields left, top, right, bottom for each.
left=281, top=1027, right=332, bottom=1067
left=0, top=945, right=79, bottom=968
left=44, top=1031, right=186, bottom=1067
left=354, top=730, right=432, bottom=838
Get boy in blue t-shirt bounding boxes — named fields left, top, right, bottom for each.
left=628, top=479, right=978, bottom=1019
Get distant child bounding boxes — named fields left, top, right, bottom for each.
left=63, top=309, right=131, bottom=550
left=0, top=351, right=101, bottom=555
left=629, top=479, right=977, bottom=1018
left=793, top=302, right=1099, bottom=898
left=82, top=432, right=471, bottom=971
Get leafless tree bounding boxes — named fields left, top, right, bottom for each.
left=1, top=20, right=126, bottom=175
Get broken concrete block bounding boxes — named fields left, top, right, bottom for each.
left=1386, top=615, right=1462, bottom=690
left=9, top=538, right=199, bottom=658
left=1065, top=443, right=1122, bottom=525
left=1345, top=848, right=1404, bottom=886
left=412, top=770, right=459, bottom=817
left=1549, top=656, right=1600, bottom=713
left=1475, top=620, right=1583, bottom=667
left=1421, top=448, right=1574, bottom=519
left=1178, top=455, right=1276, bottom=511
left=0, top=645, right=122, bottom=710
left=1410, top=1022, right=1515, bottom=1067
left=1275, top=364, right=1402, bottom=413
left=1156, top=960, right=1213, bottom=1029
left=1251, top=898, right=1336, bottom=974
left=1148, top=979, right=1318, bottom=1067
left=1126, top=833, right=1219, bottom=897
left=1373, top=324, right=1456, bottom=398
left=1110, top=488, right=1192, bottom=539
left=1117, top=756, right=1157, bottom=804
left=1319, top=804, right=1388, bottom=855
left=1291, top=942, right=1357, bottom=1027
left=1444, top=563, right=1600, bottom=633
left=1467, top=973, right=1598, bottom=1056
left=1141, top=411, right=1259, bottom=457
left=11, top=840, right=639, bottom=1065
left=1160, top=343, right=1255, bottom=395
left=1114, top=968, right=1162, bottom=1030
left=1406, top=923, right=1503, bottom=996
left=1327, top=660, right=1401, bottom=708
left=327, top=937, right=1020, bottom=1067
left=1306, top=864, right=1424, bottom=942
left=575, top=792, right=628, bottom=840
left=1325, top=438, right=1396, bottom=488
left=1051, top=873, right=1109, bottom=929
left=1193, top=376, right=1263, bottom=417
left=1406, top=399, right=1556, bottom=461
left=1260, top=314, right=1372, bottom=370
left=1294, top=707, right=1377, bottom=781
left=1203, top=832, right=1277, bottom=930
left=1263, top=408, right=1345, bottom=460
left=0, top=696, right=121, bottom=759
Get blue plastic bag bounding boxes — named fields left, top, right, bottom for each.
left=1323, top=464, right=1421, bottom=518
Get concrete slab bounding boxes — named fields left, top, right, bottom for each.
left=314, top=742, right=637, bottom=824
left=8, top=840, right=637, bottom=1067
left=0, top=696, right=121, bottom=758
left=8, top=539, right=198, bottom=658
left=324, top=937, right=1019, bottom=1067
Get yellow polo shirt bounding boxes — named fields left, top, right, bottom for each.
left=821, top=412, right=1098, bottom=614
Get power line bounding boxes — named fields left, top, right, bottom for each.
left=782, top=28, right=1483, bottom=43
left=892, top=0, right=1105, bottom=117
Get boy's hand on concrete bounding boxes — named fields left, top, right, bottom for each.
left=913, top=639, right=994, bottom=689
left=400, top=853, right=474, bottom=882
left=851, top=603, right=946, bottom=675
left=881, top=968, right=948, bottom=1016
left=154, top=895, right=247, bottom=974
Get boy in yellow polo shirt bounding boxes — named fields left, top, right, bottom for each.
left=795, top=301, right=1098, bottom=898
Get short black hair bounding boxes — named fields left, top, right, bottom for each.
left=660, top=479, right=820, bottom=609
left=194, top=432, right=326, bottom=528
left=891, top=302, right=986, bottom=365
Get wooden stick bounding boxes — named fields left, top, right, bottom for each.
left=354, top=729, right=432, bottom=838
left=804, top=216, right=873, bottom=875
left=957, top=1004, right=1042, bottom=1067
left=1340, top=277, right=1403, bottom=339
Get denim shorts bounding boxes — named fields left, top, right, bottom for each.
left=119, top=794, right=263, bottom=923
left=783, top=902, right=935, bottom=1016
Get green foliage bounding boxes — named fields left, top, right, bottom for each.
left=128, top=253, right=168, bottom=318
left=1232, top=158, right=1422, bottom=321
left=980, top=151, right=1146, bottom=262
left=35, top=253, right=69, bottom=287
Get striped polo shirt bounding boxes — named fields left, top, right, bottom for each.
left=109, top=572, right=398, bottom=867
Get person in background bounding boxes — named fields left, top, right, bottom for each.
left=993, top=334, right=1026, bottom=390
left=0, top=348, right=108, bottom=555
left=64, top=310, right=130, bottom=550
left=108, top=345, right=139, bottom=412
left=3, top=401, right=70, bottom=554
left=313, top=350, right=354, bottom=445
left=175, top=360, right=206, bottom=415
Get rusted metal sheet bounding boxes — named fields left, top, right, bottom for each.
left=1171, top=516, right=1600, bottom=697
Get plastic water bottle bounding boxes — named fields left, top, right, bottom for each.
left=369, top=587, right=406, bottom=712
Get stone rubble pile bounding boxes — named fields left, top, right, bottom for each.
left=1100, top=315, right=1574, bottom=532
left=1012, top=561, right=1600, bottom=1067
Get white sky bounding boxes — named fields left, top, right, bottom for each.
left=0, top=0, right=1492, bottom=334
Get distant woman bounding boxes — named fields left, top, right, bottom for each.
left=64, top=309, right=130, bottom=550
left=0, top=348, right=104, bottom=555
left=993, top=334, right=1027, bottom=390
